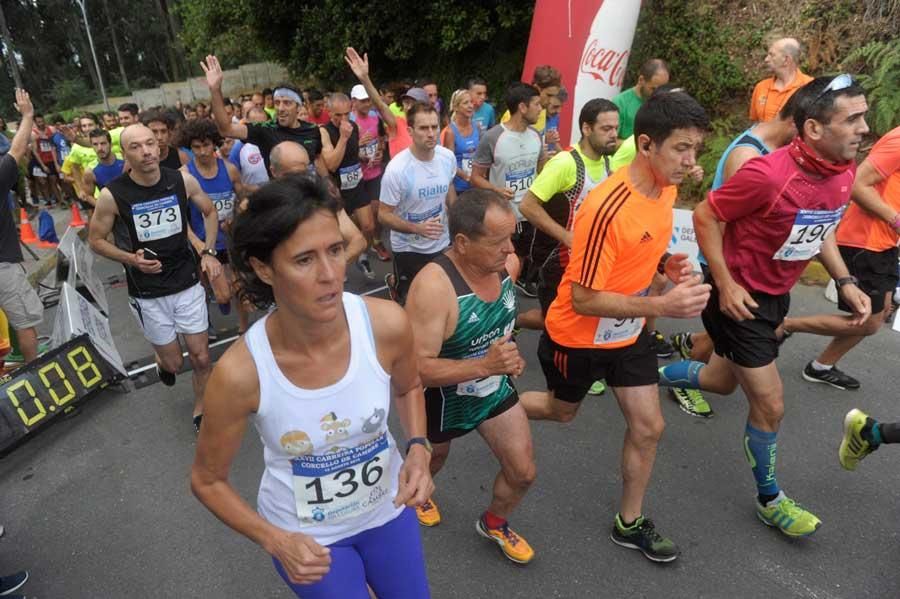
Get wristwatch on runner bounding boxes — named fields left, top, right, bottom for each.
left=406, top=437, right=433, bottom=455
left=836, top=275, right=859, bottom=287
left=201, top=248, right=218, bottom=258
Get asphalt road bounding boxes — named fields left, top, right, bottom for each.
left=2, top=249, right=899, bottom=599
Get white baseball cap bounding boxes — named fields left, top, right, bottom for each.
left=350, top=84, right=369, bottom=100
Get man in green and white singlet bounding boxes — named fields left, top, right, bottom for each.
left=404, top=188, right=536, bottom=564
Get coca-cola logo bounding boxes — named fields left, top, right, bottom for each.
left=580, top=40, right=629, bottom=86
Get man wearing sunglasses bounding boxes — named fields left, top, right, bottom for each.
left=658, top=75, right=870, bottom=538
left=788, top=122, right=900, bottom=390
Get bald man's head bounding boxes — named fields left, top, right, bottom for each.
left=766, top=37, right=803, bottom=75
left=120, top=123, right=160, bottom=174
left=270, top=141, right=311, bottom=178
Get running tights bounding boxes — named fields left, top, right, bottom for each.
left=273, top=508, right=430, bottom=599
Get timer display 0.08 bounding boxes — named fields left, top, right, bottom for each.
left=0, top=335, right=117, bottom=452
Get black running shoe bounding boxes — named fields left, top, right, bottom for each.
left=0, top=570, right=28, bottom=595
left=802, top=362, right=860, bottom=390
left=610, top=515, right=679, bottom=563
left=649, top=330, right=675, bottom=359
left=156, top=364, right=176, bottom=387
left=515, top=280, right=538, bottom=298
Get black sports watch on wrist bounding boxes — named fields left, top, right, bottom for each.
left=201, top=248, right=218, bottom=258
left=836, top=275, right=859, bottom=288
left=406, top=437, right=433, bottom=455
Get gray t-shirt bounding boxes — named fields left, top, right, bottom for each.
left=473, top=124, right=545, bottom=221
left=380, top=146, right=456, bottom=254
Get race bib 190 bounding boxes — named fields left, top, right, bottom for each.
left=339, top=164, right=362, bottom=190
left=132, top=195, right=182, bottom=242
left=291, top=433, right=392, bottom=524
left=772, top=207, right=845, bottom=262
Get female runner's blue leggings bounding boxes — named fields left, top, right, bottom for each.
left=273, top=507, right=430, bottom=598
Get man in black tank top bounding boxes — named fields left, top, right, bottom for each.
left=321, top=93, right=376, bottom=279
left=202, top=56, right=329, bottom=176
left=88, top=124, right=223, bottom=431
left=141, top=110, right=188, bottom=170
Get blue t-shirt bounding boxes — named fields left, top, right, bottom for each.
left=93, top=159, right=125, bottom=190
left=545, top=113, right=561, bottom=153
left=52, top=132, right=70, bottom=165
left=472, top=103, right=496, bottom=135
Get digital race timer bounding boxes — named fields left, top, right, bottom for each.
left=0, top=334, right=119, bottom=453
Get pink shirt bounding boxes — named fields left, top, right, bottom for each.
left=707, top=145, right=856, bottom=295
left=353, top=111, right=385, bottom=180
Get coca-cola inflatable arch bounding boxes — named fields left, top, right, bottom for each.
left=522, top=0, right=641, bottom=146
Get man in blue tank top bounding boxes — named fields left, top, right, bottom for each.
left=404, top=189, right=537, bottom=564
left=83, top=128, right=124, bottom=195
left=180, top=118, right=247, bottom=334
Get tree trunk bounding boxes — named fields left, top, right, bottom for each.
left=100, top=0, right=129, bottom=90
left=0, top=3, right=23, bottom=88
left=153, top=0, right=181, bottom=80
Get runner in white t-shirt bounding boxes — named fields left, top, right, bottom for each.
left=378, top=102, right=457, bottom=303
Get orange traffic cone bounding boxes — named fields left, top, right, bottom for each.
left=19, top=209, right=37, bottom=244
left=70, top=203, right=86, bottom=227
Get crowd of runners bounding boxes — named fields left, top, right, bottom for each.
left=0, top=34, right=898, bottom=599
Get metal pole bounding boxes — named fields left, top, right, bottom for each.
left=74, top=0, right=109, bottom=111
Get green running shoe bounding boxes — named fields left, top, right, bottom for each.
left=839, top=408, right=876, bottom=471
left=668, top=387, right=713, bottom=418
left=610, top=514, right=679, bottom=562
left=756, top=492, right=821, bottom=537
left=670, top=332, right=693, bottom=360
left=588, top=380, right=606, bottom=396
left=5, top=341, right=50, bottom=363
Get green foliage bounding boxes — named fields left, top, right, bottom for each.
left=176, top=2, right=265, bottom=69
left=177, top=0, right=533, bottom=99
left=844, top=41, right=900, bottom=135
left=675, top=116, right=743, bottom=206
left=51, top=77, right=96, bottom=113
left=629, top=0, right=749, bottom=117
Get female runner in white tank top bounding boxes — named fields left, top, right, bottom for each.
left=191, top=174, right=434, bottom=598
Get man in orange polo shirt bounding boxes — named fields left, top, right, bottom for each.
left=520, top=91, right=710, bottom=563
left=749, top=38, right=813, bottom=122
left=789, top=124, right=900, bottom=389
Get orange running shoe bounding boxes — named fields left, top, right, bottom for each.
left=415, top=498, right=441, bottom=527
left=475, top=515, right=534, bottom=564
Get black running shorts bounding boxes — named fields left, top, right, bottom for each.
left=837, top=245, right=898, bottom=315
left=702, top=283, right=790, bottom=369
left=537, top=329, right=659, bottom=403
